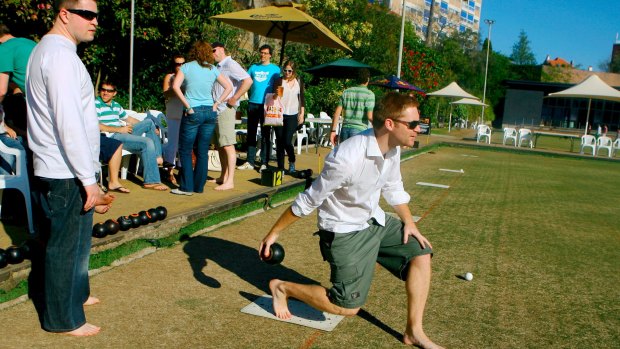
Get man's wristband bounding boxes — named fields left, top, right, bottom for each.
left=331, top=130, right=336, bottom=133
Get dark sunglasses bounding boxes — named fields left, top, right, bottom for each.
left=67, top=8, right=98, bottom=21
left=100, top=87, right=116, bottom=93
left=175, top=62, right=184, bottom=66
left=392, top=119, right=420, bottom=130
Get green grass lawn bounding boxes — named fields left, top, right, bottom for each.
left=386, top=146, right=620, bottom=348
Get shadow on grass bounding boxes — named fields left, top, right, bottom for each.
left=357, top=309, right=403, bottom=342
left=182, top=235, right=319, bottom=294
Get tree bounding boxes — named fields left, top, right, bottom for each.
left=510, top=30, right=536, bottom=65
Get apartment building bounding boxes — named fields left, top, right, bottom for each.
left=380, top=0, right=482, bottom=39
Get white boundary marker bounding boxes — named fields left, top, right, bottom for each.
left=439, top=168, right=464, bottom=173
left=241, top=295, right=345, bottom=331
left=461, top=154, right=479, bottom=157
left=416, top=182, right=450, bottom=189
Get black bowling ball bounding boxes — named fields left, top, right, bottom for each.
left=105, top=219, right=120, bottom=235
left=263, top=243, right=285, bottom=265
left=298, top=169, right=313, bottom=179
left=6, top=246, right=24, bottom=264
left=0, top=249, right=7, bottom=268
left=92, top=222, right=108, bottom=238
left=147, top=208, right=160, bottom=222
left=117, top=216, right=133, bottom=231
left=129, top=214, right=142, bottom=228
left=156, top=206, right=167, bottom=220
left=138, top=211, right=151, bottom=225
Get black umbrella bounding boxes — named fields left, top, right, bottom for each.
left=304, top=58, right=382, bottom=79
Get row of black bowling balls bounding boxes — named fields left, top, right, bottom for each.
left=0, top=243, right=32, bottom=268
left=92, top=206, right=167, bottom=239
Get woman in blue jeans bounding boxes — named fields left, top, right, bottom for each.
left=172, top=41, right=232, bottom=195
left=272, top=60, right=305, bottom=173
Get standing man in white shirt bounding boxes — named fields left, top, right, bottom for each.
left=210, top=41, right=253, bottom=191
left=260, top=92, right=443, bottom=349
left=26, top=0, right=110, bottom=337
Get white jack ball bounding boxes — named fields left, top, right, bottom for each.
left=465, top=272, right=473, bottom=281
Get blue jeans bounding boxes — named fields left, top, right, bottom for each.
left=339, top=126, right=366, bottom=143
left=36, top=177, right=93, bottom=332
left=0, top=134, right=26, bottom=175
left=178, top=106, right=217, bottom=193
left=111, top=119, right=162, bottom=184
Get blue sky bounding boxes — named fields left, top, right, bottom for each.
left=480, top=0, right=620, bottom=71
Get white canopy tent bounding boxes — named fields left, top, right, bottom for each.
left=448, top=98, right=487, bottom=132
left=427, top=82, right=480, bottom=130
left=547, top=75, right=620, bottom=135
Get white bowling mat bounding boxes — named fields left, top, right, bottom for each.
left=240, top=295, right=345, bottom=331
left=439, top=168, right=464, bottom=173
left=416, top=182, right=450, bottom=189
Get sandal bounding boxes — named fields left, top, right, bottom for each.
left=168, top=173, right=178, bottom=186
left=108, top=186, right=131, bottom=194
left=143, top=183, right=168, bottom=191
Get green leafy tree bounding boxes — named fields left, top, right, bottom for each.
left=510, top=30, right=536, bottom=65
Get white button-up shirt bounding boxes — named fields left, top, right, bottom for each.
left=292, top=128, right=410, bottom=233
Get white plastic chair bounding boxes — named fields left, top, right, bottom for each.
left=0, top=138, right=34, bottom=235
left=318, top=111, right=332, bottom=147
left=579, top=135, right=596, bottom=156
left=503, top=127, right=517, bottom=146
left=293, top=124, right=309, bottom=155
left=476, top=125, right=491, bottom=144
left=612, top=138, right=620, bottom=157
left=517, top=128, right=533, bottom=148
left=596, top=136, right=613, bottom=157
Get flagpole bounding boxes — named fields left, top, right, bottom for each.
left=396, top=0, right=406, bottom=78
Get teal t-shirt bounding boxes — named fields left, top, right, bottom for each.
left=247, top=63, right=280, bottom=104
left=0, top=37, right=37, bottom=93
left=180, top=61, right=220, bottom=108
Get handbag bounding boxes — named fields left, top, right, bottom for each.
left=263, top=93, right=284, bottom=126
left=208, top=149, right=222, bottom=172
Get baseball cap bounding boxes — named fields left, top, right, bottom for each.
left=212, top=41, right=225, bottom=49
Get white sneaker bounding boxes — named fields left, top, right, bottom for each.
left=259, top=165, right=267, bottom=172
left=237, top=162, right=254, bottom=170
left=171, top=188, right=193, bottom=196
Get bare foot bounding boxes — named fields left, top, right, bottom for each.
left=95, top=205, right=110, bottom=214
left=96, top=193, right=115, bottom=206
left=207, top=178, right=223, bottom=185
left=84, top=296, right=100, bottom=306
left=63, top=323, right=100, bottom=337
left=403, top=329, right=444, bottom=349
left=269, top=279, right=292, bottom=319
left=214, top=182, right=234, bottom=191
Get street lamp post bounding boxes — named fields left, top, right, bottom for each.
left=480, top=19, right=495, bottom=125
left=397, top=0, right=406, bottom=78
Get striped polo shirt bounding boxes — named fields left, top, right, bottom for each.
left=338, top=85, right=375, bottom=130
left=95, top=96, right=127, bottom=127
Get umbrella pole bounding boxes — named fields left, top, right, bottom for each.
left=584, top=99, right=592, bottom=136
left=448, top=105, right=453, bottom=132
left=434, top=102, right=440, bottom=128
left=280, top=24, right=289, bottom=66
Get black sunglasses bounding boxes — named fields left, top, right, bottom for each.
left=67, top=8, right=98, bottom=21
left=100, top=87, right=116, bottom=93
left=392, top=119, right=420, bottom=130
left=283, top=69, right=294, bottom=73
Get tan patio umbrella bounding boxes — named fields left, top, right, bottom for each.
left=211, top=2, right=352, bottom=65
left=448, top=98, right=487, bottom=132
left=427, top=82, right=480, bottom=130
left=547, top=75, right=620, bottom=135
